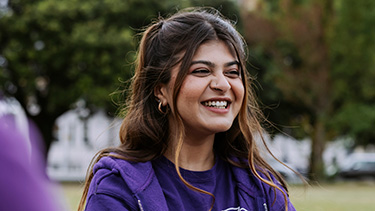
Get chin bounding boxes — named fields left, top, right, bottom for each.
left=211, top=124, right=233, bottom=133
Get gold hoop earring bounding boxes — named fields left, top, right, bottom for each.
left=158, top=101, right=167, bottom=114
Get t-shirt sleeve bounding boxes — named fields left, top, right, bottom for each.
left=85, top=169, right=137, bottom=210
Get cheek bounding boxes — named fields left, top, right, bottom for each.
left=232, top=81, right=245, bottom=102
left=178, top=84, right=199, bottom=103
left=232, top=83, right=245, bottom=115
left=177, top=80, right=205, bottom=107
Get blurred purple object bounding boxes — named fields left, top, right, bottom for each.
left=0, top=96, right=62, bottom=211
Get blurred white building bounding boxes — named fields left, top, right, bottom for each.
left=47, top=102, right=121, bottom=182
left=258, top=133, right=354, bottom=181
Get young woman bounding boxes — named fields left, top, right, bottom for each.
left=78, top=8, right=296, bottom=211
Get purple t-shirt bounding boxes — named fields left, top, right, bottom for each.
left=152, top=156, right=241, bottom=211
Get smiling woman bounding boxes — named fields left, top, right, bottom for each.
left=78, top=7, right=296, bottom=211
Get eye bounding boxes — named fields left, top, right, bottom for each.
left=191, top=68, right=210, bottom=76
left=225, top=69, right=240, bottom=78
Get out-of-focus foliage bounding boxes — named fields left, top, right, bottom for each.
left=240, top=0, right=375, bottom=180
left=242, top=0, right=375, bottom=145
left=329, top=0, right=375, bottom=146
left=0, top=0, right=240, bottom=153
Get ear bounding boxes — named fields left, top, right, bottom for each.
left=154, top=83, right=168, bottom=106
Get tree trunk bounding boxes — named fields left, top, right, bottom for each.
left=308, top=118, right=326, bottom=181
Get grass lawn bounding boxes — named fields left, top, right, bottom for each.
left=289, top=181, right=375, bottom=211
left=61, top=181, right=375, bottom=210
left=61, top=182, right=85, bottom=211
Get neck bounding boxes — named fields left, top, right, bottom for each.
left=165, top=133, right=215, bottom=171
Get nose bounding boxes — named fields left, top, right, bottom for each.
left=210, top=73, right=231, bottom=92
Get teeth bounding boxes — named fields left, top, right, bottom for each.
left=203, top=101, right=228, bottom=109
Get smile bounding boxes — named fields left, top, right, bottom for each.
left=202, top=101, right=228, bottom=109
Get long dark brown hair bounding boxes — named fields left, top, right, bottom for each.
left=79, top=7, right=292, bottom=211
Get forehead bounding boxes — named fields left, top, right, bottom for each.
left=192, top=40, right=237, bottom=61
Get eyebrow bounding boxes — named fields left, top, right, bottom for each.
left=190, top=60, right=240, bottom=68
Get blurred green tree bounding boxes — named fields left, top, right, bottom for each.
left=240, top=0, right=375, bottom=180
left=0, top=0, right=240, bottom=157
left=329, top=0, right=375, bottom=146
left=0, top=0, right=179, bottom=156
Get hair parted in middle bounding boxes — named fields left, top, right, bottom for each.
left=79, top=7, right=290, bottom=211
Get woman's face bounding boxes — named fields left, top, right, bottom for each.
left=159, top=40, right=245, bottom=137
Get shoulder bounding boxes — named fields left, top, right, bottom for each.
left=86, top=156, right=155, bottom=208
left=229, top=159, right=295, bottom=211
left=257, top=171, right=296, bottom=211
left=87, top=167, right=136, bottom=210
left=87, top=156, right=169, bottom=210
left=91, top=156, right=154, bottom=193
